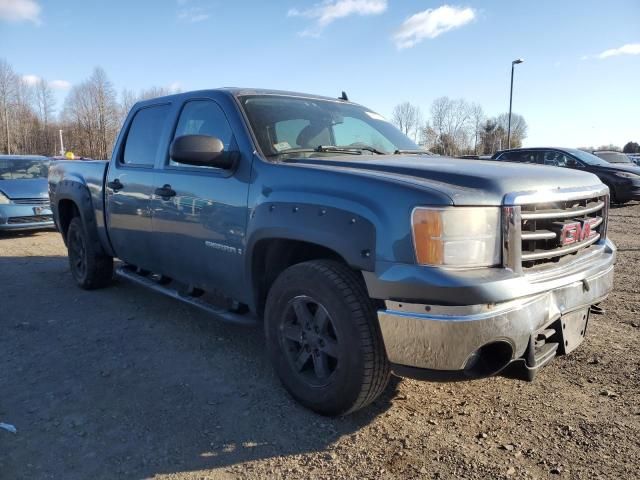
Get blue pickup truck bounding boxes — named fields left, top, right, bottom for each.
left=49, top=89, right=616, bottom=415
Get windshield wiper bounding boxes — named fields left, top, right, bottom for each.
left=267, top=145, right=385, bottom=157
left=394, top=149, right=431, bottom=155
left=317, top=145, right=385, bottom=155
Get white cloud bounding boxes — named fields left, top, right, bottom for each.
left=288, top=0, right=387, bottom=37
left=177, top=0, right=210, bottom=23
left=22, top=74, right=40, bottom=85
left=0, top=0, right=41, bottom=24
left=178, top=8, right=209, bottom=22
left=167, top=81, right=182, bottom=92
left=50, top=79, right=71, bottom=90
left=596, top=43, right=640, bottom=59
left=23, top=75, right=71, bottom=89
left=393, top=5, right=475, bottom=50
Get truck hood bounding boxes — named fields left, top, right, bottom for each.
left=0, top=178, right=49, bottom=200
left=286, top=155, right=602, bottom=205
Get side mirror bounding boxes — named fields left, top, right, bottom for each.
left=170, top=135, right=237, bottom=169
left=566, top=157, right=577, bottom=167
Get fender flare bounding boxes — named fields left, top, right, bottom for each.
left=244, top=202, right=377, bottom=307
left=53, top=179, right=112, bottom=257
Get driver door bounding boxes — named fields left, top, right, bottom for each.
left=150, top=98, right=249, bottom=297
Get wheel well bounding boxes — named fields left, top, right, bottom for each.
left=252, top=239, right=349, bottom=317
left=57, top=199, right=80, bottom=240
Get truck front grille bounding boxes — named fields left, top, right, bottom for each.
left=520, top=195, right=608, bottom=268
left=502, top=185, right=610, bottom=272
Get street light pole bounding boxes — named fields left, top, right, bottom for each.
left=59, top=129, right=65, bottom=156
left=507, top=58, right=524, bottom=149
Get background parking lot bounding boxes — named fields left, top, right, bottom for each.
left=1, top=204, right=639, bottom=480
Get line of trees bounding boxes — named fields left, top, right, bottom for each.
left=392, top=97, right=528, bottom=156
left=1, top=55, right=635, bottom=160
left=0, top=58, right=179, bottom=159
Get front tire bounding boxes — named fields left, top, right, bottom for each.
left=66, top=216, right=113, bottom=289
left=265, top=260, right=390, bottom=416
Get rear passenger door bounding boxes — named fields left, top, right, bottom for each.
left=105, top=103, right=171, bottom=269
left=151, top=98, right=249, bottom=297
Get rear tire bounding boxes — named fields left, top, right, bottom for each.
left=265, top=260, right=390, bottom=416
left=66, top=216, right=113, bottom=290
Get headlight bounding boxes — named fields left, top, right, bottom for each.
left=614, top=171, right=640, bottom=179
left=0, top=191, right=10, bottom=204
left=411, top=207, right=501, bottom=267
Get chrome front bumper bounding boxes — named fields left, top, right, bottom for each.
left=378, top=239, right=616, bottom=373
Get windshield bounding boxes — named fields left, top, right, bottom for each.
left=0, top=158, right=50, bottom=180
left=594, top=151, right=632, bottom=164
left=567, top=149, right=611, bottom=167
left=239, top=95, right=420, bottom=158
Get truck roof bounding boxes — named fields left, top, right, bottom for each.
left=135, top=88, right=359, bottom=107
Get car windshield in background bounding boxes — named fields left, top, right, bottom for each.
left=595, top=152, right=632, bottom=164
left=0, top=158, right=50, bottom=180
left=567, top=149, right=612, bottom=167
left=239, top=95, right=421, bottom=158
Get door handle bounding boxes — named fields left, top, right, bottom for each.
left=155, top=184, right=176, bottom=199
left=107, top=179, right=123, bottom=192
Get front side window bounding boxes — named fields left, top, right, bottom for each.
left=239, top=95, right=419, bottom=158
left=122, top=104, right=171, bottom=166
left=170, top=100, right=235, bottom=168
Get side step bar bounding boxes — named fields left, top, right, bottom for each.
left=115, top=267, right=258, bottom=326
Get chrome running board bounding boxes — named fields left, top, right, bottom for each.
left=115, top=267, right=258, bottom=326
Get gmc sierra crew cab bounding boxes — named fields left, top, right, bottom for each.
left=49, top=89, right=616, bottom=415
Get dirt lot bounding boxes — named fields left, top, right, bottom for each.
left=1, top=204, right=639, bottom=480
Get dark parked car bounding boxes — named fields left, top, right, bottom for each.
left=492, top=147, right=640, bottom=203
left=0, top=155, right=54, bottom=231
left=49, top=89, right=615, bottom=415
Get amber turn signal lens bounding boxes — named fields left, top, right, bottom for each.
left=412, top=209, right=444, bottom=265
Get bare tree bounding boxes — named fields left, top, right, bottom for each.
left=425, top=97, right=473, bottom=155
left=392, top=102, right=421, bottom=141
left=89, top=68, right=119, bottom=159
left=0, top=59, right=18, bottom=154
left=63, top=68, right=119, bottom=159
left=496, top=113, right=528, bottom=149
left=469, top=103, right=484, bottom=154
left=35, top=79, right=56, bottom=154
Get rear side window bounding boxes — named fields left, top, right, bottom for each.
left=122, top=104, right=171, bottom=166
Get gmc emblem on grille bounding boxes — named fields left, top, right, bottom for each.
left=560, top=219, right=598, bottom=246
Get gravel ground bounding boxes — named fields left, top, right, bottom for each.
left=1, top=203, right=638, bottom=480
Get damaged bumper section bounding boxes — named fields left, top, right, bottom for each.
left=373, top=238, right=616, bottom=381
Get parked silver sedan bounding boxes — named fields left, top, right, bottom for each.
left=0, top=155, right=54, bottom=231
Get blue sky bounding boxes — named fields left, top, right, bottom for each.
left=1, top=0, right=639, bottom=148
